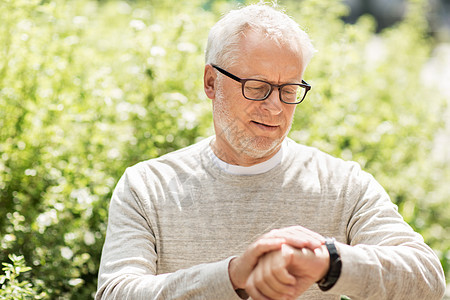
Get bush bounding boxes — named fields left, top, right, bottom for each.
left=0, top=254, right=46, bottom=299
left=0, top=0, right=214, bottom=297
left=0, top=0, right=448, bottom=298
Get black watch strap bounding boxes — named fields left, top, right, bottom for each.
left=235, top=289, right=249, bottom=299
left=317, top=238, right=342, bottom=291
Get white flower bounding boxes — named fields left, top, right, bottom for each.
left=84, top=231, right=95, bottom=246
left=61, top=247, right=73, bottom=260
left=129, top=19, right=146, bottom=31
left=150, top=46, right=166, bottom=57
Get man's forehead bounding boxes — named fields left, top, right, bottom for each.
left=226, top=39, right=304, bottom=83
left=236, top=30, right=303, bottom=64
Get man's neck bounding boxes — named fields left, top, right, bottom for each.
left=210, top=137, right=283, bottom=167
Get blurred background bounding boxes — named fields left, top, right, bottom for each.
left=0, top=0, right=449, bottom=299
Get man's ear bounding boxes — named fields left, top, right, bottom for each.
left=204, top=64, right=217, bottom=100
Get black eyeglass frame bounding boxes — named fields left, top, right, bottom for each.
left=211, top=64, right=311, bottom=104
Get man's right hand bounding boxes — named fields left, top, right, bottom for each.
left=245, top=244, right=329, bottom=300
left=228, top=226, right=325, bottom=290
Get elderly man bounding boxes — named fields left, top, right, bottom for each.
left=96, top=4, right=445, bottom=300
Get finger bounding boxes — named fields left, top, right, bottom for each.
left=277, top=244, right=297, bottom=285
left=269, top=225, right=324, bottom=241
left=246, top=274, right=275, bottom=300
left=286, top=226, right=325, bottom=244
left=230, top=237, right=287, bottom=289
left=300, top=247, right=315, bottom=257
left=258, top=280, right=295, bottom=300
left=272, top=233, right=322, bottom=250
left=255, top=266, right=286, bottom=300
left=313, top=244, right=329, bottom=258
left=288, top=247, right=329, bottom=283
left=264, top=226, right=325, bottom=249
left=261, top=254, right=296, bottom=296
left=248, top=276, right=295, bottom=300
left=273, top=265, right=297, bottom=285
left=291, top=247, right=315, bottom=263
left=291, top=276, right=315, bottom=298
left=244, top=237, right=286, bottom=266
left=246, top=249, right=297, bottom=299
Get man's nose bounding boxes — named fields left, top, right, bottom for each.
left=262, top=88, right=283, bottom=114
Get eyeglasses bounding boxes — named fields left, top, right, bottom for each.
left=212, top=64, right=311, bottom=104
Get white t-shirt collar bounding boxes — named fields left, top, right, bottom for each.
left=208, top=140, right=285, bottom=175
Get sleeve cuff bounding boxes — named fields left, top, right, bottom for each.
left=216, top=256, right=248, bottom=300
left=322, top=242, right=367, bottom=296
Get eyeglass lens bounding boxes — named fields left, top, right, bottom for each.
left=243, top=80, right=306, bottom=103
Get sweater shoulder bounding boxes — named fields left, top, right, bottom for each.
left=126, top=137, right=212, bottom=177
left=285, top=138, right=363, bottom=177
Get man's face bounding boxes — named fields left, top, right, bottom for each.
left=206, top=30, right=304, bottom=166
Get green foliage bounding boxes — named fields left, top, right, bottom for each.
left=0, top=0, right=214, bottom=298
left=0, top=0, right=448, bottom=298
left=0, top=254, right=46, bottom=299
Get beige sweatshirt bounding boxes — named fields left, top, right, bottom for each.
left=96, top=137, right=445, bottom=300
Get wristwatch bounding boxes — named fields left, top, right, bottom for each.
left=317, top=238, right=342, bottom=291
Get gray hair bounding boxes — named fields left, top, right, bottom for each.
left=205, top=3, right=316, bottom=70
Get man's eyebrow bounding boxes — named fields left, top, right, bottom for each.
left=248, top=75, right=303, bottom=84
